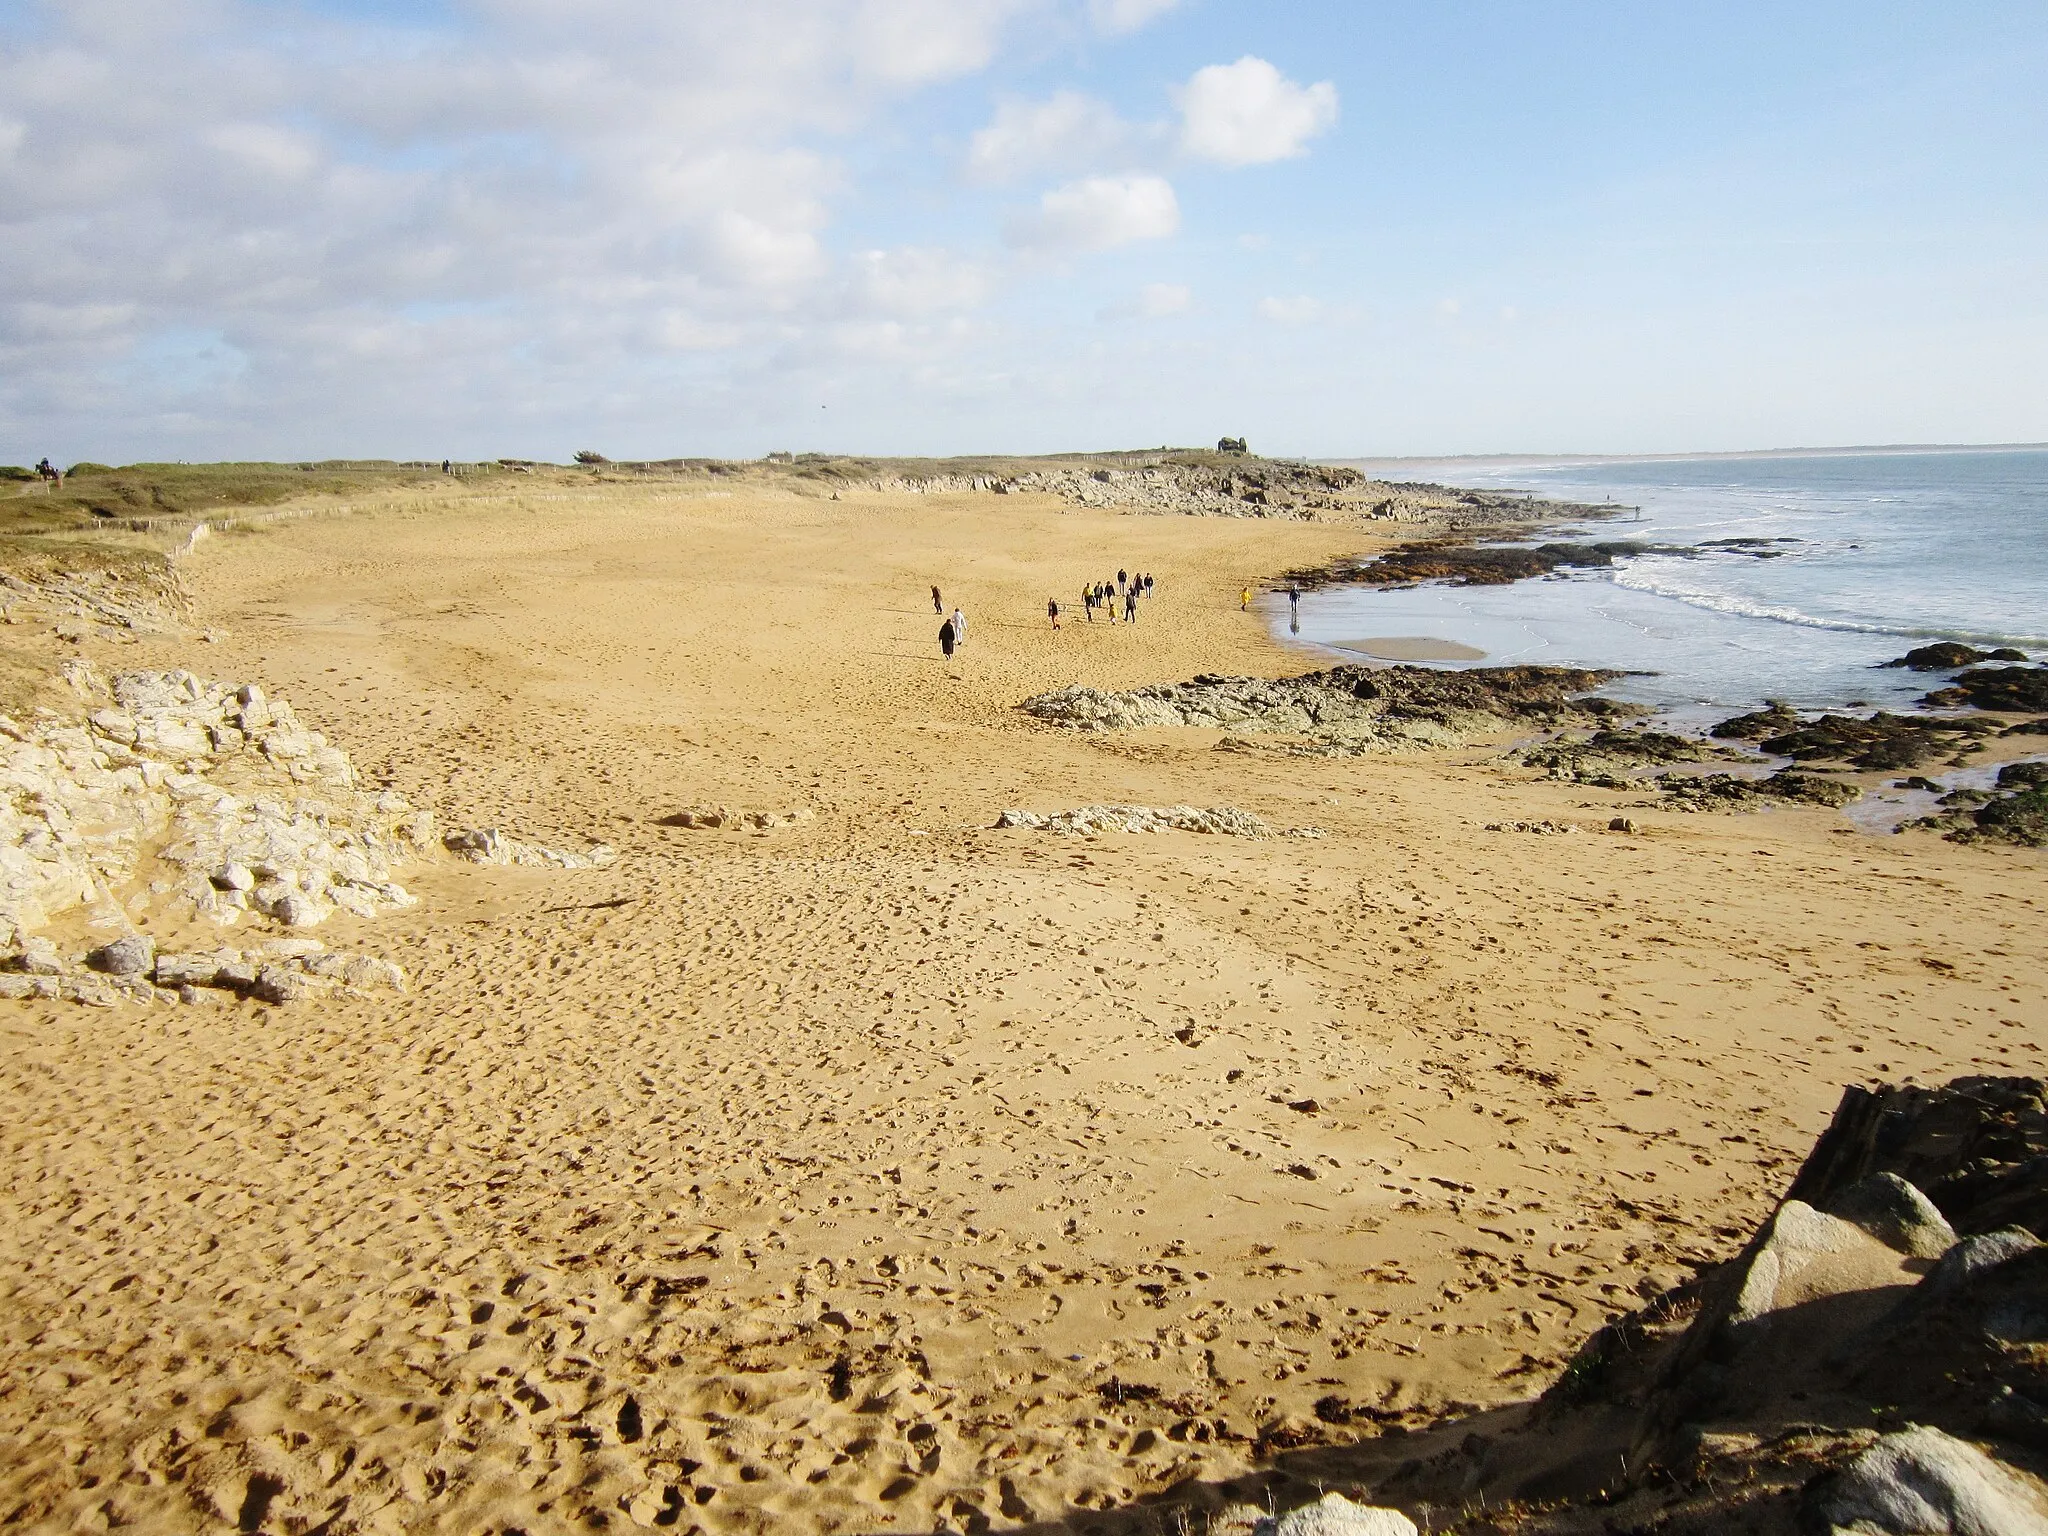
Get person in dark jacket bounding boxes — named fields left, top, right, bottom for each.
left=939, top=618, right=956, bottom=660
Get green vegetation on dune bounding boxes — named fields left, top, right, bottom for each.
left=5, top=461, right=455, bottom=534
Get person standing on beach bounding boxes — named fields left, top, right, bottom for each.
left=1124, top=587, right=1138, bottom=623
left=939, top=618, right=956, bottom=661
left=1117, top=568, right=1128, bottom=595
left=951, top=606, right=967, bottom=646
left=1288, top=585, right=1301, bottom=617
left=1083, top=585, right=1095, bottom=622
left=1241, top=586, right=1252, bottom=611
left=932, top=585, right=943, bottom=615
left=1048, top=598, right=1060, bottom=630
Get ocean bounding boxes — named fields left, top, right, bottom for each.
left=1287, top=447, right=2048, bottom=723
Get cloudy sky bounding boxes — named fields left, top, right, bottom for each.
left=3, top=0, right=2045, bottom=462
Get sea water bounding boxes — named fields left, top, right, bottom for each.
left=1287, top=448, right=2048, bottom=720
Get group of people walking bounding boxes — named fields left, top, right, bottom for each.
left=933, top=586, right=970, bottom=659
left=1078, top=568, right=1155, bottom=626
left=932, top=566, right=1166, bottom=657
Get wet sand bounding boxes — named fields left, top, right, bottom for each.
left=2, top=477, right=2043, bottom=1535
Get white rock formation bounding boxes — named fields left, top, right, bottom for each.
left=1257, top=1492, right=1419, bottom=1536
left=1728, top=1200, right=1915, bottom=1326
left=443, top=828, right=617, bottom=869
left=995, top=804, right=1271, bottom=838
left=0, top=667, right=432, bottom=945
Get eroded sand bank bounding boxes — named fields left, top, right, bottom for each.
left=2, top=479, right=2043, bottom=1535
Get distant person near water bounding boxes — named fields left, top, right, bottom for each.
left=951, top=607, right=967, bottom=645
left=1241, top=587, right=1252, bottom=611
left=1048, top=599, right=1060, bottom=630
left=931, top=585, right=943, bottom=614
left=939, top=618, right=956, bottom=661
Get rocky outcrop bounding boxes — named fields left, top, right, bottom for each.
left=443, top=828, right=617, bottom=869
left=2, top=938, right=404, bottom=1007
left=1926, top=667, right=2048, bottom=714
left=658, top=805, right=816, bottom=832
left=1510, top=728, right=1741, bottom=787
left=1884, top=643, right=2030, bottom=671
left=1239, top=1076, right=2048, bottom=1536
left=1655, top=770, right=1864, bottom=811
left=995, top=804, right=1272, bottom=838
left=1021, top=664, right=1633, bottom=751
left=1735, top=710, right=1999, bottom=772
left=1913, top=762, right=2048, bottom=848
left=1805, top=1424, right=2048, bottom=1534
left=0, top=665, right=432, bottom=945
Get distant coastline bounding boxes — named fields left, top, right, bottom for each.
left=1324, top=441, right=2048, bottom=471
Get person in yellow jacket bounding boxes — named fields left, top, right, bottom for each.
left=1240, top=587, right=1252, bottom=611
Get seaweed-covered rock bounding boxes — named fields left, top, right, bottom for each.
left=1925, top=666, right=2048, bottom=713
left=1511, top=729, right=1735, bottom=785
left=1883, top=642, right=2029, bottom=671
left=1657, top=771, right=1862, bottom=811
left=1711, top=702, right=1802, bottom=740
left=1757, top=712, right=1997, bottom=771
left=1915, top=772, right=2048, bottom=849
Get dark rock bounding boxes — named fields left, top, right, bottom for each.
left=1657, top=771, right=1862, bottom=810
left=1513, top=729, right=1736, bottom=782
left=1922, top=782, right=2048, bottom=848
left=1758, top=711, right=1997, bottom=771
left=1925, top=666, right=2048, bottom=713
left=1781, top=1077, right=2048, bottom=1237
left=1882, top=642, right=2028, bottom=671
left=1711, top=702, right=1802, bottom=740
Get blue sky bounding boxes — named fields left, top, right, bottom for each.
left=1, top=0, right=2043, bottom=461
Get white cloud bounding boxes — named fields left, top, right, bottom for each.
left=1007, top=174, right=1180, bottom=252
left=1087, top=0, right=1183, bottom=35
left=1179, top=56, right=1338, bottom=168
left=0, top=0, right=1056, bottom=455
left=1138, top=281, right=1191, bottom=316
left=848, top=247, right=992, bottom=315
left=1099, top=280, right=1192, bottom=322
left=1258, top=295, right=1324, bottom=326
left=967, top=90, right=1132, bottom=184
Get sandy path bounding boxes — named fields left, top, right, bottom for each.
left=2, top=481, right=2042, bottom=1535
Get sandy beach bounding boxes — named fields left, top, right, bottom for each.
left=3, top=474, right=2044, bottom=1535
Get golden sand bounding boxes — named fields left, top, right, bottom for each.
left=2, top=479, right=2042, bottom=1534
